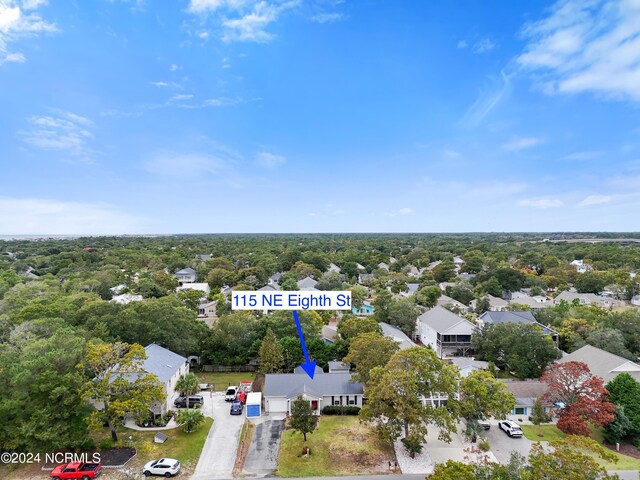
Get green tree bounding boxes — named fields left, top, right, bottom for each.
left=373, top=289, right=393, bottom=323
left=527, top=436, right=619, bottom=480
left=315, top=272, right=343, bottom=290
left=429, top=460, right=475, bottom=480
left=459, top=370, right=516, bottom=421
left=0, top=326, right=91, bottom=451
left=337, top=316, right=381, bottom=343
left=606, top=373, right=640, bottom=435
left=586, top=328, right=635, bottom=360
left=280, top=336, right=304, bottom=372
left=603, top=406, right=634, bottom=444
left=290, top=395, right=317, bottom=441
left=177, top=409, right=205, bottom=432
left=360, top=347, right=460, bottom=453
left=472, top=323, right=561, bottom=379
left=203, top=312, right=262, bottom=366
left=81, top=341, right=165, bottom=442
left=386, top=298, right=420, bottom=337
left=343, top=332, right=399, bottom=384
left=176, top=373, right=200, bottom=398
left=259, top=329, right=284, bottom=374
left=414, top=285, right=441, bottom=308
left=474, top=297, right=491, bottom=315
left=530, top=396, right=552, bottom=435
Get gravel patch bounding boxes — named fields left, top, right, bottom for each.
left=393, top=439, right=434, bottom=474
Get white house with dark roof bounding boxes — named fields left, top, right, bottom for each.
left=557, top=344, right=640, bottom=383
left=176, top=282, right=210, bottom=298
left=471, top=294, right=509, bottom=312
left=263, top=367, right=364, bottom=415
left=174, top=267, right=197, bottom=284
left=416, top=306, right=475, bottom=357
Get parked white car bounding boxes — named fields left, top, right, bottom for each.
left=143, top=458, right=181, bottom=477
left=498, top=420, right=523, bottom=437
left=225, top=386, right=238, bottom=402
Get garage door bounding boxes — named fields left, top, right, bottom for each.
left=267, top=398, right=288, bottom=413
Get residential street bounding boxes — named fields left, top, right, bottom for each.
left=243, top=417, right=286, bottom=477
left=190, top=393, right=244, bottom=480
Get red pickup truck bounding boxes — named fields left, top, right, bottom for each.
left=50, top=462, right=102, bottom=480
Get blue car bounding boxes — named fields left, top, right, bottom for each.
left=230, top=401, right=243, bottom=415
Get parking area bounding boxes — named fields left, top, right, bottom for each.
left=243, top=416, right=286, bottom=477
left=190, top=393, right=245, bottom=480
left=485, top=421, right=534, bottom=464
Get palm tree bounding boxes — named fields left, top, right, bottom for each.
left=176, top=373, right=199, bottom=408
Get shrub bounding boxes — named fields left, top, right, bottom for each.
left=478, top=440, right=490, bottom=452
left=99, top=439, right=114, bottom=450
left=320, top=405, right=361, bottom=415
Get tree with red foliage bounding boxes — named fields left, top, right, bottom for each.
left=541, top=361, right=615, bottom=436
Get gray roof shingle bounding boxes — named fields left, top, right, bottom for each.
left=264, top=372, right=363, bottom=397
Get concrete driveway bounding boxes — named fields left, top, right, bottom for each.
left=485, top=422, right=534, bottom=464
left=190, top=393, right=244, bottom=480
left=243, top=416, right=286, bottom=477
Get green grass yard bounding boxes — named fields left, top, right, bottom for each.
left=521, top=424, right=567, bottom=441
left=195, top=372, right=255, bottom=391
left=521, top=424, right=640, bottom=470
left=277, top=416, right=395, bottom=477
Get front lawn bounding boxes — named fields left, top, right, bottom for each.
left=521, top=424, right=566, bottom=441
left=521, top=424, right=640, bottom=471
left=91, top=417, right=213, bottom=472
left=277, top=416, right=395, bottom=477
left=195, top=372, right=255, bottom=391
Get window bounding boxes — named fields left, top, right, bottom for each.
left=514, top=407, right=526, bottom=415
left=348, top=399, right=356, bottom=405
left=333, top=400, right=341, bottom=406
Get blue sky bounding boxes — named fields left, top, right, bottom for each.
left=1, top=0, right=640, bottom=234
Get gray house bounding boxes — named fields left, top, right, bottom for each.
left=263, top=368, right=364, bottom=415
left=557, top=345, right=640, bottom=382
left=478, top=310, right=559, bottom=344
left=297, top=276, right=318, bottom=291
left=174, top=267, right=197, bottom=284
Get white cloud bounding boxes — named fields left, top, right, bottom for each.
left=169, top=93, right=194, bottom=102
left=457, top=40, right=468, bottom=49
left=517, top=0, right=640, bottom=102
left=20, top=111, right=94, bottom=158
left=150, top=80, right=169, bottom=87
left=311, top=12, right=344, bottom=24
left=560, top=150, right=602, bottom=161
left=187, top=0, right=298, bottom=43
left=577, top=194, right=612, bottom=207
left=503, top=135, right=544, bottom=151
left=398, top=208, right=413, bottom=215
left=255, top=151, right=285, bottom=167
left=518, top=198, right=564, bottom=209
left=459, top=70, right=512, bottom=128
left=473, top=38, right=496, bottom=53
left=0, top=0, right=57, bottom=65
left=144, top=153, right=230, bottom=178
left=0, top=197, right=143, bottom=235
left=170, top=63, right=180, bottom=71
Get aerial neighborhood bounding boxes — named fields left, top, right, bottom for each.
left=1, top=234, right=640, bottom=479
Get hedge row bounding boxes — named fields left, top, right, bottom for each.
left=320, top=406, right=361, bottom=415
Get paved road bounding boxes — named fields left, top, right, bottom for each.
left=243, top=418, right=285, bottom=477
left=190, top=393, right=244, bottom=480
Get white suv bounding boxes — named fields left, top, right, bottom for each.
left=498, top=420, right=523, bottom=437
left=143, top=458, right=180, bottom=477
left=225, top=386, right=238, bottom=402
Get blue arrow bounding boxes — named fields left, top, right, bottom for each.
left=293, top=310, right=317, bottom=379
